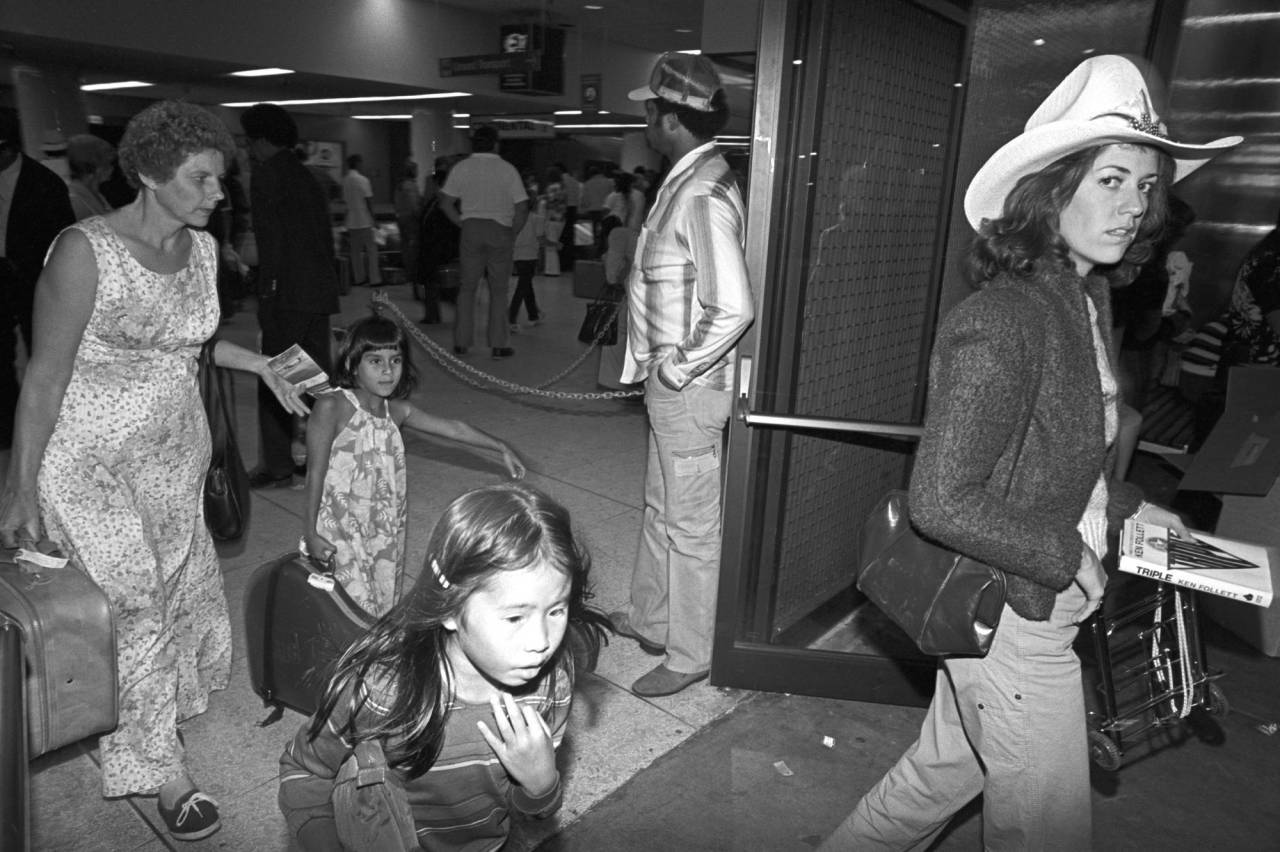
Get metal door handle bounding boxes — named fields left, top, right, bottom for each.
left=735, top=395, right=923, bottom=439
left=734, top=355, right=923, bottom=440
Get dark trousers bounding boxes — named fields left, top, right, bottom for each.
left=0, top=320, right=16, bottom=450
left=508, top=260, right=540, bottom=323
left=0, top=262, right=30, bottom=451
left=256, top=298, right=333, bottom=477
left=560, top=206, right=578, bottom=271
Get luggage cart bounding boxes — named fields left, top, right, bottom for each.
left=1087, top=581, right=1228, bottom=770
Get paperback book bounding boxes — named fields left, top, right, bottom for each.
left=1119, top=518, right=1274, bottom=608
left=267, top=343, right=331, bottom=396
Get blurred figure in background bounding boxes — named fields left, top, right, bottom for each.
left=66, top=133, right=117, bottom=221
left=0, top=111, right=75, bottom=479
left=508, top=175, right=546, bottom=330
left=240, top=102, right=340, bottom=488
left=417, top=157, right=459, bottom=325
left=394, top=159, right=422, bottom=284
left=343, top=153, right=381, bottom=287
left=555, top=161, right=581, bottom=271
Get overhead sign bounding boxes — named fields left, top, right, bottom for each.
left=498, top=23, right=564, bottom=95
left=439, top=52, right=540, bottom=77
left=490, top=118, right=556, bottom=139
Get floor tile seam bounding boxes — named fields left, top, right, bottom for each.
left=530, top=471, right=643, bottom=514
left=122, top=794, right=176, bottom=851
left=583, top=672, right=707, bottom=728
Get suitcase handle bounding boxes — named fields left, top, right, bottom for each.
left=0, top=542, right=69, bottom=576
left=296, top=538, right=336, bottom=577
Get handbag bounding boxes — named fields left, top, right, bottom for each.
left=199, top=342, right=251, bottom=541
left=578, top=299, right=618, bottom=346
left=333, top=739, right=421, bottom=851
left=856, top=490, right=1006, bottom=657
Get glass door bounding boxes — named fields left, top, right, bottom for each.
left=713, top=0, right=971, bottom=706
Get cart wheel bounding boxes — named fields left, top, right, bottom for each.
left=1088, top=730, right=1122, bottom=771
left=1206, top=682, right=1229, bottom=719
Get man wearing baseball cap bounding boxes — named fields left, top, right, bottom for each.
left=607, top=52, right=755, bottom=697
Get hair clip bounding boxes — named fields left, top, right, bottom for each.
left=430, top=557, right=451, bottom=590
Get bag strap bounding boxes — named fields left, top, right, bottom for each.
left=200, top=340, right=241, bottom=459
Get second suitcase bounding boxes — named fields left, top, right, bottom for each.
left=0, top=547, right=118, bottom=757
left=244, top=552, right=372, bottom=720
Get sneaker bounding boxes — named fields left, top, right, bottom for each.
left=158, top=790, right=222, bottom=841
left=531, top=314, right=547, bottom=326
left=491, top=347, right=515, bottom=360
left=509, top=323, right=520, bottom=333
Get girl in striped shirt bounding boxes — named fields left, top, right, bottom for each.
left=280, top=482, right=608, bottom=851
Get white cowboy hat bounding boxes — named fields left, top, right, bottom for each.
left=964, top=54, right=1242, bottom=230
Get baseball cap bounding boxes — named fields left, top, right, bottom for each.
left=628, top=52, right=724, bottom=112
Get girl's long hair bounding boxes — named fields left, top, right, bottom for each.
left=330, top=314, right=418, bottom=399
left=308, top=481, right=609, bottom=777
left=968, top=143, right=1175, bottom=288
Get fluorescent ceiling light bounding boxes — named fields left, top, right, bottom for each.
left=353, top=114, right=412, bottom=120
left=1186, top=11, right=1280, bottom=26
left=81, top=80, right=153, bottom=91
left=230, top=67, right=295, bottom=77
left=555, top=109, right=583, bottom=115
left=221, top=92, right=471, bottom=107
left=678, top=49, right=702, bottom=55
left=555, top=122, right=646, bottom=129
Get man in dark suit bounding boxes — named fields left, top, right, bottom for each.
left=241, top=103, right=340, bottom=487
left=0, top=111, right=75, bottom=469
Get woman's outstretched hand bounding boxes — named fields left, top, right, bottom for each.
left=477, top=691, right=558, bottom=798
left=259, top=367, right=311, bottom=418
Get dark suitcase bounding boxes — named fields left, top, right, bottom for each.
left=0, top=547, right=118, bottom=757
left=244, top=552, right=372, bottom=723
left=1, top=614, right=28, bottom=852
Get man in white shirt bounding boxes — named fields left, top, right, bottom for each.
left=439, top=125, right=528, bottom=359
left=342, top=153, right=381, bottom=286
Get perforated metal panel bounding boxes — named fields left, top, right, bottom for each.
left=770, top=0, right=965, bottom=632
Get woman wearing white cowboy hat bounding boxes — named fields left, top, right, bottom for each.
left=819, top=55, right=1240, bottom=851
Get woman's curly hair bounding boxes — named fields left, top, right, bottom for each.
left=117, top=100, right=236, bottom=189
left=968, top=143, right=1175, bottom=288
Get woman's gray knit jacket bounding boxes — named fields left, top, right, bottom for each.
left=909, top=266, right=1144, bottom=621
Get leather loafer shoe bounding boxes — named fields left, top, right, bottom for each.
left=248, top=468, right=292, bottom=489
left=608, top=610, right=665, bottom=655
left=632, top=664, right=708, bottom=697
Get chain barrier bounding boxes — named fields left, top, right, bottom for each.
left=372, top=292, right=642, bottom=401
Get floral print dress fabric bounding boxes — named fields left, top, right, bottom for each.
left=37, top=216, right=229, bottom=797
left=316, top=388, right=407, bottom=615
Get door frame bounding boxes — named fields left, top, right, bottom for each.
left=710, top=0, right=972, bottom=705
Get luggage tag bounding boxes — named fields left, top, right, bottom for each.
left=297, top=538, right=337, bottom=591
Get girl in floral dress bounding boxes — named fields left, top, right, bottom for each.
left=303, top=315, right=525, bottom=615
